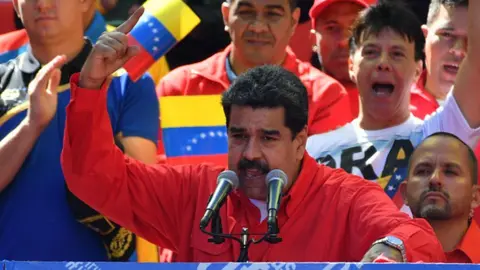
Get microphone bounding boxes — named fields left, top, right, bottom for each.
left=200, top=170, right=239, bottom=229
left=265, top=169, right=288, bottom=238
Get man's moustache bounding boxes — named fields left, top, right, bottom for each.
left=238, top=159, right=270, bottom=174
left=419, top=186, right=450, bottom=201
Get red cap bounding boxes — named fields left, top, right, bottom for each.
left=309, top=0, right=374, bottom=28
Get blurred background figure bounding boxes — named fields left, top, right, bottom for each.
left=309, top=0, right=374, bottom=117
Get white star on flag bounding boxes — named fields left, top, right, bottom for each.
left=396, top=174, right=402, bottom=181
left=152, top=28, right=158, bottom=34
left=388, top=185, right=395, bottom=191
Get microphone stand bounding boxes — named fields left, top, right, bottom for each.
left=200, top=193, right=283, bottom=262
left=208, top=210, right=224, bottom=244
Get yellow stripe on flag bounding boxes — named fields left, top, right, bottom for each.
left=143, top=0, right=201, bottom=41
left=136, top=238, right=159, bottom=262
left=160, top=95, right=225, bottom=128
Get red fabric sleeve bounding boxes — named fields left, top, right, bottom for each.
left=61, top=73, right=197, bottom=252
left=309, top=79, right=354, bottom=135
left=346, top=179, right=446, bottom=262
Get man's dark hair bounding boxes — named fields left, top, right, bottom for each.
left=349, top=1, right=425, bottom=61
left=221, top=65, right=308, bottom=139
left=227, top=0, right=297, bottom=10
left=426, top=0, right=468, bottom=26
left=407, top=132, right=478, bottom=184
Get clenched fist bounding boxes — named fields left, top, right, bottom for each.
left=27, top=55, right=67, bottom=133
left=79, top=7, right=144, bottom=90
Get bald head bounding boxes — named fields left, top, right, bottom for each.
left=404, top=132, right=478, bottom=221
left=408, top=132, right=477, bottom=184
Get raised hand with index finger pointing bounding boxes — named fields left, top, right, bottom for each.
left=79, top=7, right=144, bottom=90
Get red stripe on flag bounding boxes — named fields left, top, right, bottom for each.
left=123, top=35, right=155, bottom=82
left=166, top=154, right=228, bottom=167
left=0, top=29, right=29, bottom=52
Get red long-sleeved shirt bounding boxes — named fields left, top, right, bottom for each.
left=62, top=73, right=446, bottom=262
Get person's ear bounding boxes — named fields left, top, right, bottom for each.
left=288, top=7, right=300, bottom=37
left=471, top=185, right=480, bottom=210
left=421, top=24, right=429, bottom=39
left=221, top=2, right=231, bottom=33
left=399, top=181, right=409, bottom=205
left=79, top=0, right=94, bottom=13
left=348, top=55, right=357, bottom=84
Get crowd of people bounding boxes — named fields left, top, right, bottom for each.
left=0, top=0, right=478, bottom=265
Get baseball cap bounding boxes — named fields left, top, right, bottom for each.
left=309, top=0, right=374, bottom=28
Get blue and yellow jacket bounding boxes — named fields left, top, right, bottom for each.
left=0, top=40, right=159, bottom=261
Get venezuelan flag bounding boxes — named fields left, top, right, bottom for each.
left=0, top=29, right=29, bottom=63
left=160, top=95, right=228, bottom=167
left=124, top=0, right=200, bottom=82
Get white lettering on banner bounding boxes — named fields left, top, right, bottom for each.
left=323, top=263, right=364, bottom=270
left=65, top=262, right=101, bottom=270
left=269, top=263, right=296, bottom=270
left=197, top=263, right=212, bottom=270
left=197, top=263, right=297, bottom=270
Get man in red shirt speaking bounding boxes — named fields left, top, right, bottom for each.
left=51, top=7, right=445, bottom=263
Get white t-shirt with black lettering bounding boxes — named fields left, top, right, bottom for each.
left=306, top=92, right=480, bottom=213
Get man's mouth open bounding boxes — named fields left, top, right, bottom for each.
left=372, top=83, right=395, bottom=97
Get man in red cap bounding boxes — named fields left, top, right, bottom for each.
left=309, top=0, right=374, bottom=116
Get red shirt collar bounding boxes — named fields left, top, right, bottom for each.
left=456, top=220, right=480, bottom=263
left=195, top=44, right=301, bottom=89
left=412, top=70, right=438, bottom=104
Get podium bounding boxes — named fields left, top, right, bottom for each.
left=2, top=262, right=480, bottom=270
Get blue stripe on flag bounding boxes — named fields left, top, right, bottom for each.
left=0, top=44, right=28, bottom=63
left=130, top=11, right=177, bottom=61
left=163, top=126, right=228, bottom=157
left=384, top=167, right=407, bottom=198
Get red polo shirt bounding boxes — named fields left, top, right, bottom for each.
left=61, top=73, right=446, bottom=263
left=446, top=221, right=480, bottom=263
left=410, top=71, right=440, bottom=119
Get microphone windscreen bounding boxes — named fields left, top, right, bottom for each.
left=217, top=170, right=239, bottom=189
left=266, top=169, right=288, bottom=186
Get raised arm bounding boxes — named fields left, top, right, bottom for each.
left=60, top=8, right=194, bottom=252
left=452, top=0, right=480, bottom=128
